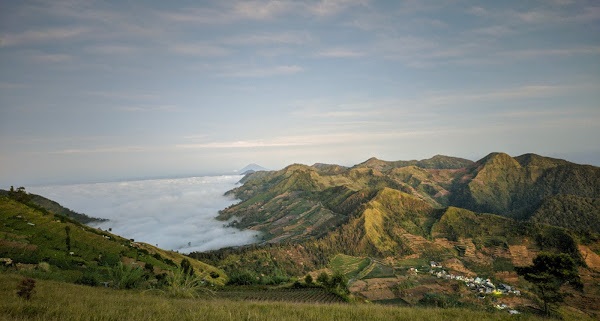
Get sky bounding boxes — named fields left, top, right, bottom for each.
left=1, top=0, right=599, bottom=185
left=27, top=175, right=261, bottom=253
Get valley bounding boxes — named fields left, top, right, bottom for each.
left=2, top=152, right=600, bottom=320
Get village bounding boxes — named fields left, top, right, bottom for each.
left=427, top=261, right=522, bottom=314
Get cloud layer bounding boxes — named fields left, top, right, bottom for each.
left=28, top=175, right=260, bottom=253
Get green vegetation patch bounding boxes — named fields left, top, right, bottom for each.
left=361, top=261, right=395, bottom=279
left=329, top=254, right=370, bottom=279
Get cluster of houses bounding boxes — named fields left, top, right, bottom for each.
left=429, top=261, right=521, bottom=296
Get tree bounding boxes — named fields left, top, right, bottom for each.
left=316, top=272, right=329, bottom=286
left=304, top=274, right=313, bottom=285
left=516, top=253, right=582, bottom=315
left=65, top=226, right=71, bottom=252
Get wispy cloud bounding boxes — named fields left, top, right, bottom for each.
left=223, top=31, right=312, bottom=46
left=176, top=138, right=309, bottom=149
left=51, top=146, right=150, bottom=155
left=219, top=65, right=304, bottom=77
left=1, top=27, right=89, bottom=47
left=232, top=1, right=295, bottom=20
left=161, top=0, right=367, bottom=25
left=496, top=46, right=600, bottom=59
left=420, top=84, right=574, bottom=107
left=85, top=44, right=138, bottom=55
left=84, top=91, right=159, bottom=101
left=116, top=105, right=180, bottom=113
left=308, top=0, right=370, bottom=16
left=29, top=53, right=73, bottom=63
left=316, top=48, right=365, bottom=58
left=170, top=43, right=230, bottom=56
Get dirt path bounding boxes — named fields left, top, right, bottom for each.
left=579, top=245, right=600, bottom=271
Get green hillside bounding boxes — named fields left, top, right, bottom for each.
left=450, top=152, right=600, bottom=218
left=0, top=196, right=226, bottom=286
left=530, top=195, right=600, bottom=234
left=0, top=188, right=105, bottom=224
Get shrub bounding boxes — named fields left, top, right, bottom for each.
left=109, top=262, right=146, bottom=289
left=227, top=270, right=259, bottom=285
left=304, top=274, right=313, bottom=285
left=75, top=272, right=100, bottom=287
left=16, top=278, right=36, bottom=300
left=165, top=268, right=210, bottom=298
left=37, top=262, right=51, bottom=272
left=316, top=272, right=329, bottom=286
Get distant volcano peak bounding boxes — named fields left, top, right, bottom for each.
left=238, top=164, right=268, bottom=175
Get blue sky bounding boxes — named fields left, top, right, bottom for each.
left=1, top=0, right=599, bottom=185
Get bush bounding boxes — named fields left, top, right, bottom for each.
left=227, top=270, right=259, bottom=285
left=75, top=272, right=100, bottom=287
left=109, top=262, right=146, bottom=289
left=37, top=262, right=51, bottom=272
left=316, top=272, right=329, bottom=286
left=16, top=278, right=36, bottom=300
left=165, top=268, right=210, bottom=298
left=304, top=274, right=313, bottom=285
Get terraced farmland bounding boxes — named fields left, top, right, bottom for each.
left=329, top=254, right=370, bottom=278
left=216, top=288, right=347, bottom=304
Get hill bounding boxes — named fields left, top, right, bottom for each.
left=0, top=196, right=226, bottom=286
left=0, top=187, right=105, bottom=224
left=450, top=152, right=600, bottom=219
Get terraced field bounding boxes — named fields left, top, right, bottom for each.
left=216, top=288, right=346, bottom=304
left=329, top=254, right=370, bottom=278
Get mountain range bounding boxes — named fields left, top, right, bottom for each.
left=218, top=152, right=599, bottom=241
left=193, top=152, right=600, bottom=314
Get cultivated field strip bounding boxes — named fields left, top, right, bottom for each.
left=216, top=288, right=346, bottom=304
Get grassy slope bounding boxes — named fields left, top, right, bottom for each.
left=451, top=152, right=600, bottom=219
left=0, top=273, right=552, bottom=321
left=0, top=197, right=226, bottom=285
left=0, top=190, right=105, bottom=224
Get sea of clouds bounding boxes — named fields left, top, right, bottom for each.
left=28, top=175, right=260, bottom=253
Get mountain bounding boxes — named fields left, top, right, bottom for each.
left=238, top=163, right=268, bottom=175
left=199, top=153, right=594, bottom=277
left=450, top=152, right=600, bottom=219
left=220, top=153, right=600, bottom=240
left=353, top=155, right=474, bottom=172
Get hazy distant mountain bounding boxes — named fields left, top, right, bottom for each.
left=238, top=163, right=268, bottom=175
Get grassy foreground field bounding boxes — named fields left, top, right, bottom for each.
left=0, top=273, right=550, bottom=321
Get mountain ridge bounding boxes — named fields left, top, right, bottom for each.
left=219, top=152, right=600, bottom=243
